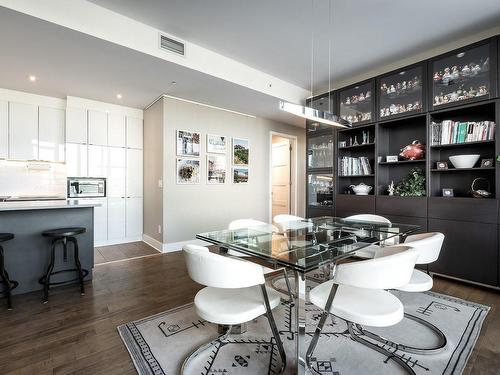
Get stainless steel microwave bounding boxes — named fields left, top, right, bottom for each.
left=67, top=177, right=106, bottom=198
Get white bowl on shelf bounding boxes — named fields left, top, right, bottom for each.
left=449, top=154, right=480, bottom=169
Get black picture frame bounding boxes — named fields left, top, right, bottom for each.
left=437, top=161, right=449, bottom=170
left=442, top=188, right=454, bottom=197
left=480, top=158, right=494, bottom=168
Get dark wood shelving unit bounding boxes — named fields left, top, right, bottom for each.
left=306, top=35, right=500, bottom=288
left=338, top=174, right=375, bottom=178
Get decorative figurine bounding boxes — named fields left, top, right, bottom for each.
left=345, top=97, right=350, bottom=105
left=433, top=72, right=441, bottom=81
left=482, top=57, right=490, bottom=71
left=451, top=66, right=459, bottom=80
left=359, top=92, right=365, bottom=102
left=471, top=63, right=481, bottom=75
left=353, top=136, right=359, bottom=146
left=400, top=140, right=426, bottom=160
left=366, top=91, right=371, bottom=98
left=388, top=181, right=395, bottom=196
left=461, top=64, right=471, bottom=76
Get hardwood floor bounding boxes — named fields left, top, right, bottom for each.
left=94, top=241, right=160, bottom=264
left=0, top=250, right=498, bottom=374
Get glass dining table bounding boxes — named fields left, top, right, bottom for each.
left=197, top=216, right=420, bottom=374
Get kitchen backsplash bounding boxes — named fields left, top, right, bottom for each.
left=0, top=160, right=66, bottom=198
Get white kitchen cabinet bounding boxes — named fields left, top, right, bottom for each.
left=108, top=113, right=126, bottom=147
left=66, top=143, right=88, bottom=177
left=88, top=145, right=108, bottom=178
left=66, top=107, right=87, bottom=144
left=38, top=106, right=65, bottom=162
left=9, top=102, right=38, bottom=160
left=93, top=198, right=108, bottom=244
left=126, top=148, right=143, bottom=197
left=108, top=197, right=126, bottom=240
left=0, top=100, right=7, bottom=158
left=88, top=110, right=108, bottom=146
left=107, top=147, right=126, bottom=197
left=126, top=197, right=143, bottom=238
left=126, top=117, right=143, bottom=149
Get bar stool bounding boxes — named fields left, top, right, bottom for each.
left=39, top=227, right=89, bottom=303
left=0, top=233, right=19, bottom=310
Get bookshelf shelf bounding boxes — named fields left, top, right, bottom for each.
left=338, top=174, right=375, bottom=178
left=338, top=143, right=375, bottom=150
left=431, top=167, right=495, bottom=172
left=379, top=159, right=426, bottom=165
left=430, top=140, right=495, bottom=149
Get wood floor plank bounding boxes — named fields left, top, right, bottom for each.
left=0, top=248, right=497, bottom=374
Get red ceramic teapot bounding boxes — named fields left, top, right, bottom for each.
left=400, top=140, right=425, bottom=160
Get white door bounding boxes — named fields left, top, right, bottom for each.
left=38, top=107, right=65, bottom=162
left=126, top=148, right=143, bottom=197
left=126, top=197, right=143, bottom=238
left=108, top=197, right=126, bottom=240
left=108, top=113, right=126, bottom=147
left=126, top=117, right=143, bottom=149
left=88, top=110, right=108, bottom=146
left=66, top=143, right=88, bottom=177
left=93, top=198, right=108, bottom=244
left=9, top=102, right=38, bottom=160
left=88, top=145, right=108, bottom=178
left=107, top=147, right=126, bottom=198
left=0, top=100, right=7, bottom=158
left=272, top=140, right=291, bottom=218
left=66, top=107, right=88, bottom=144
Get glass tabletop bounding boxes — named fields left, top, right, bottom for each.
left=196, top=216, right=420, bottom=273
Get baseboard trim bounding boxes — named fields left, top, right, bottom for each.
left=95, top=236, right=143, bottom=247
left=432, top=272, right=500, bottom=291
left=161, top=239, right=212, bottom=253
left=142, top=234, right=163, bottom=252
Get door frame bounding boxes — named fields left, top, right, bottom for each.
left=269, top=131, right=298, bottom=222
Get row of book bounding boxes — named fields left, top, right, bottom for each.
left=431, top=120, right=495, bottom=145
left=339, top=156, right=372, bottom=176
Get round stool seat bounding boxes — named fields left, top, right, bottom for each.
left=0, top=233, right=14, bottom=242
left=42, top=227, right=86, bottom=238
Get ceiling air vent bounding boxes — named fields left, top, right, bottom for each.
left=159, top=33, right=185, bottom=56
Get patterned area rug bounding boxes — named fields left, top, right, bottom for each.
left=118, top=289, right=489, bottom=374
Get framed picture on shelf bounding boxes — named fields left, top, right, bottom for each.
left=436, top=161, right=448, bottom=170
left=207, top=155, right=227, bottom=184
left=207, top=134, right=227, bottom=154
left=232, top=167, right=249, bottom=184
left=232, top=138, right=249, bottom=166
left=480, top=158, right=494, bottom=168
left=442, top=188, right=454, bottom=197
left=176, top=158, right=200, bottom=184
left=386, top=155, right=398, bottom=163
left=176, top=130, right=201, bottom=157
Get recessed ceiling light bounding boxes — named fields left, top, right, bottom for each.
left=116, top=93, right=122, bottom=99
left=28, top=75, right=37, bottom=82
left=399, top=71, right=406, bottom=75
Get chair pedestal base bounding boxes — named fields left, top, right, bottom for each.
left=218, top=323, right=247, bottom=334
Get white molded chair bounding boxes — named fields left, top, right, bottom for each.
left=182, top=244, right=286, bottom=374
left=362, top=232, right=447, bottom=355
left=306, top=245, right=419, bottom=375
left=344, top=214, right=391, bottom=259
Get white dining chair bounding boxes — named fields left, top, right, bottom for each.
left=361, top=232, right=447, bottom=355
left=344, top=214, right=391, bottom=259
left=227, top=218, right=294, bottom=301
left=306, top=245, right=419, bottom=375
left=182, top=244, right=286, bottom=374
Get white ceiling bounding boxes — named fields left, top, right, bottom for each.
left=89, top=0, right=500, bottom=92
left=0, top=6, right=303, bottom=125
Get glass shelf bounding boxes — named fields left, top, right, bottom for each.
left=379, top=66, right=423, bottom=119
left=308, top=173, right=334, bottom=208
left=432, top=43, right=491, bottom=107
left=307, top=134, right=334, bottom=169
left=339, top=82, right=373, bottom=124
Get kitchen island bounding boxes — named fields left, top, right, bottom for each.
left=0, top=200, right=99, bottom=295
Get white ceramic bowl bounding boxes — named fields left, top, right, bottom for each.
left=449, top=154, right=480, bottom=169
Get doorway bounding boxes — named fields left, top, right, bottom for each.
left=270, top=132, right=297, bottom=221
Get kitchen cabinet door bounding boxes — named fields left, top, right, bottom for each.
left=93, top=198, right=108, bottom=244
left=66, top=107, right=87, bottom=144
left=0, top=100, right=7, bottom=158
left=108, top=113, right=126, bottom=147
left=126, top=148, right=143, bottom=197
left=9, top=102, right=38, bottom=160
left=126, top=197, right=143, bottom=238
left=38, top=107, right=65, bottom=162
left=88, top=145, right=108, bottom=178
left=88, top=110, right=108, bottom=146
left=107, top=147, right=126, bottom=198
left=126, top=117, right=143, bottom=149
left=66, top=143, right=88, bottom=177
left=108, top=197, right=126, bottom=240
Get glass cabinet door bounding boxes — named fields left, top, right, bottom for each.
left=308, top=173, right=334, bottom=208
left=307, top=94, right=336, bottom=133
left=307, top=134, right=334, bottom=169
left=379, top=66, right=424, bottom=119
left=339, top=82, right=373, bottom=125
left=432, top=43, right=492, bottom=108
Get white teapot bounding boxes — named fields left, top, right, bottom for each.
left=350, top=182, right=372, bottom=195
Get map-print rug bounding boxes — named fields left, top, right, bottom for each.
left=118, top=290, right=489, bottom=374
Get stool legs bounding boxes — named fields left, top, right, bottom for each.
left=42, top=239, right=58, bottom=303
left=0, top=245, right=18, bottom=310
left=68, top=237, right=85, bottom=295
